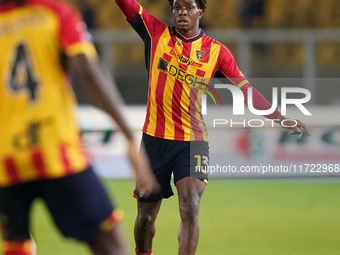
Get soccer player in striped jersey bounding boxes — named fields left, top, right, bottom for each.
left=0, top=0, right=158, bottom=254
left=115, top=0, right=311, bottom=254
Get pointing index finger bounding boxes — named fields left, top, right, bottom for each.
left=300, top=123, right=311, bottom=136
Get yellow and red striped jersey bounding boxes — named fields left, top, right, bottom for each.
left=0, top=0, right=98, bottom=187
left=116, top=0, right=280, bottom=142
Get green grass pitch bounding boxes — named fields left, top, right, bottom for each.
left=1, top=178, right=340, bottom=254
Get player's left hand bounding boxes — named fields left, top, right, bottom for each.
left=126, top=139, right=160, bottom=198
left=275, top=115, right=311, bottom=139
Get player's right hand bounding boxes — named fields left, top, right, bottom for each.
left=126, top=139, right=160, bottom=198
left=275, top=115, right=311, bottom=139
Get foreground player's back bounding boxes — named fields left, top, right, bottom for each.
left=0, top=0, right=97, bottom=186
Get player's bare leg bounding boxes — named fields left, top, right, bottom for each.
left=176, top=177, right=206, bottom=255
left=134, top=200, right=162, bottom=253
left=87, top=223, right=129, bottom=255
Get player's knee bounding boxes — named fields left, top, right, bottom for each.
left=136, top=212, right=156, bottom=230
left=179, top=198, right=200, bottom=223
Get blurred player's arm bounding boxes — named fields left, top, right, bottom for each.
left=69, top=54, right=159, bottom=196
left=30, top=232, right=36, bottom=255
left=218, top=46, right=310, bottom=138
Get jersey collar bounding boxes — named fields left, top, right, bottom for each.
left=173, top=27, right=203, bottom=43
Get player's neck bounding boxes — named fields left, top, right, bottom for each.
left=175, top=27, right=201, bottom=38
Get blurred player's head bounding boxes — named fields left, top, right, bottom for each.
left=169, top=0, right=206, bottom=36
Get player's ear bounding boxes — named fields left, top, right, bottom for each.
left=198, top=8, right=203, bottom=19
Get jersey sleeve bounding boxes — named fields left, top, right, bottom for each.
left=58, top=3, right=98, bottom=60
left=115, top=0, right=167, bottom=41
left=217, top=45, right=281, bottom=119
left=115, top=0, right=140, bottom=23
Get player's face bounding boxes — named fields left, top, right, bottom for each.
left=172, top=0, right=203, bottom=37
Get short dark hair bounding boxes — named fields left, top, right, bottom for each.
left=168, top=0, right=207, bottom=12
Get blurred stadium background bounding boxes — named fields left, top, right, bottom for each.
left=71, top=0, right=340, bottom=179
left=7, top=0, right=340, bottom=254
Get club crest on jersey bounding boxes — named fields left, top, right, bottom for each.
left=196, top=50, right=205, bottom=61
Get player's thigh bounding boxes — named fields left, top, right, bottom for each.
left=176, top=177, right=206, bottom=201
left=38, top=167, right=118, bottom=242
left=0, top=183, right=37, bottom=240
left=173, top=140, right=209, bottom=185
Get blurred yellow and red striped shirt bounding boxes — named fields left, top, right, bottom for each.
left=0, top=0, right=97, bottom=187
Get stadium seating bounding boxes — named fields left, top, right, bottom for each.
left=67, top=0, right=340, bottom=70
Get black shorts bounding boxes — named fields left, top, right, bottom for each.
left=0, top=167, right=115, bottom=242
left=134, top=133, right=209, bottom=203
